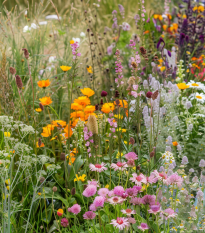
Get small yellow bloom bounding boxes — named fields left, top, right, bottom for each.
left=39, top=96, right=52, bottom=106
left=74, top=174, right=86, bottom=182
left=105, top=184, right=109, bottom=189
left=35, top=108, right=42, bottom=112
left=6, top=186, right=10, bottom=191
left=86, top=66, right=93, bottom=74
left=70, top=40, right=75, bottom=44
left=114, top=114, right=123, bottom=119
left=60, top=66, right=72, bottom=72
left=4, top=132, right=11, bottom=137
left=38, top=192, right=41, bottom=196
left=177, top=83, right=190, bottom=90
left=160, top=66, right=166, bottom=72
left=5, top=179, right=10, bottom=185
left=116, top=152, right=123, bottom=159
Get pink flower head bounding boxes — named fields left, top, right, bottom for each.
left=87, top=179, right=99, bottom=187
left=148, top=173, right=158, bottom=184
left=142, top=195, right=156, bottom=205
left=89, top=163, right=107, bottom=173
left=110, top=217, right=130, bottom=230
left=125, top=187, right=139, bottom=197
left=167, top=173, right=183, bottom=187
left=93, top=196, right=105, bottom=208
left=148, top=205, right=161, bottom=215
left=131, top=91, right=138, bottom=98
left=111, top=162, right=128, bottom=171
left=98, top=188, right=109, bottom=197
left=114, top=186, right=125, bottom=196
left=68, top=204, right=81, bottom=215
left=161, top=208, right=177, bottom=220
left=121, top=208, right=136, bottom=216
left=61, top=218, right=69, bottom=227
left=128, top=217, right=136, bottom=224
left=83, top=185, right=97, bottom=197
left=133, top=85, right=138, bottom=91
left=130, top=173, right=147, bottom=185
left=108, top=196, right=125, bottom=205
left=83, top=211, right=96, bottom=220
left=130, top=197, right=143, bottom=205
left=89, top=204, right=97, bottom=211
left=108, top=190, right=114, bottom=197
left=138, top=223, right=149, bottom=231
left=125, top=152, right=138, bottom=160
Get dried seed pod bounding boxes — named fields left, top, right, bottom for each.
left=115, top=90, right=120, bottom=98
left=15, top=75, right=23, bottom=89
left=115, top=99, right=120, bottom=106
left=139, top=46, right=147, bottom=55
left=39, top=103, right=44, bottom=111
left=150, top=151, right=155, bottom=158
left=22, top=48, right=29, bottom=59
left=129, top=137, right=135, bottom=145
left=52, top=186, right=57, bottom=192
left=9, top=67, right=16, bottom=75
left=87, top=115, right=98, bottom=135
left=38, top=138, right=42, bottom=147
left=151, top=90, right=159, bottom=100
left=40, top=177, right=45, bottom=183
left=71, top=187, right=76, bottom=195
left=131, top=61, right=137, bottom=69
left=60, top=153, right=66, bottom=161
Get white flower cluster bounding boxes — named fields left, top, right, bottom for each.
left=161, top=151, right=175, bottom=171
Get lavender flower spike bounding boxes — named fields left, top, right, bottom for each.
left=157, top=37, right=165, bottom=50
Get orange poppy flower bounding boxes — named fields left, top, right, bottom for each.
left=39, top=96, right=52, bottom=106
left=37, top=79, right=50, bottom=88
left=143, top=30, right=149, bottom=34
left=70, top=111, right=85, bottom=119
left=84, top=105, right=96, bottom=114
left=52, top=120, right=67, bottom=127
left=71, top=103, right=83, bottom=110
left=81, top=88, right=95, bottom=97
left=172, top=141, right=178, bottom=146
left=101, top=103, right=115, bottom=113
left=64, top=124, right=73, bottom=138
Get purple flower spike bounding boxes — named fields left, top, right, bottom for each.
left=167, top=50, right=171, bottom=57
left=146, top=18, right=150, bottom=23
left=185, top=35, right=189, bottom=43
left=179, top=33, right=185, bottom=46
left=199, top=35, right=204, bottom=43
left=157, top=37, right=165, bottom=50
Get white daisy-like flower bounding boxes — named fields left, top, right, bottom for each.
left=110, top=217, right=130, bottom=230
left=187, top=80, right=205, bottom=91
left=121, top=209, right=136, bottom=216
left=45, top=15, right=62, bottom=20
left=89, top=163, right=107, bottom=173
left=189, top=92, right=205, bottom=103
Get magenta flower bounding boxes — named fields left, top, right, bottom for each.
left=142, top=195, right=156, bottom=205
left=130, top=173, right=147, bottom=185
left=125, top=187, right=140, bottom=197
left=121, top=208, right=136, bottom=216
left=113, top=186, right=125, bottom=196
left=98, top=188, right=109, bottom=197
left=61, top=218, right=69, bottom=227
left=68, top=204, right=81, bottom=215
left=108, top=196, right=125, bottom=205
left=83, top=211, right=96, bottom=220
left=148, top=205, right=161, bottom=215
left=111, top=162, right=128, bottom=171
left=110, top=217, right=130, bottom=230
left=138, top=223, right=149, bottom=231
left=89, top=163, right=107, bottom=173
left=124, top=152, right=138, bottom=160
left=93, top=196, right=105, bottom=208
left=89, top=203, right=97, bottom=211
left=130, top=197, right=143, bottom=205
left=83, top=185, right=97, bottom=197
left=161, top=208, right=177, bottom=220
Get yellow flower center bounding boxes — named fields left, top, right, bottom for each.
left=196, top=95, right=202, bottom=99
left=191, top=83, right=199, bottom=86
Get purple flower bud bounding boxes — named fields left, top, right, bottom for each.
left=146, top=18, right=150, bottom=23
left=146, top=91, right=153, bottom=98
left=157, top=37, right=165, bottom=50
left=199, top=35, right=204, bottom=43
left=179, top=33, right=185, bottom=46
left=167, top=50, right=171, bottom=57
left=101, top=91, right=108, bottom=97
left=140, top=72, right=145, bottom=76
left=185, top=35, right=189, bottom=43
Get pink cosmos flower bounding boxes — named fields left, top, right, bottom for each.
left=167, top=173, right=183, bottom=187
left=93, top=196, right=105, bottom=208
left=83, top=185, right=97, bottom=197
left=130, top=173, right=147, bottom=185
left=89, top=163, right=107, bottom=173
left=121, top=209, right=136, bottom=216
left=148, top=205, right=161, bottom=215
left=83, top=211, right=96, bottom=220
left=68, top=204, right=81, bottom=215
left=161, top=208, right=177, bottom=220
left=111, top=217, right=130, bottom=230
left=124, top=152, right=138, bottom=160
left=130, top=197, right=143, bottom=205
left=111, top=162, right=128, bottom=171
left=138, top=223, right=149, bottom=231
left=142, top=195, right=156, bottom=205
left=108, top=196, right=125, bottom=205
left=114, top=186, right=125, bottom=196
left=61, top=218, right=69, bottom=227
left=98, top=188, right=109, bottom=197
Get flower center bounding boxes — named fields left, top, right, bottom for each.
left=117, top=219, right=123, bottom=225
left=196, top=95, right=202, bottom=99
left=95, top=164, right=102, bottom=168
left=126, top=209, right=132, bottom=213
left=113, top=197, right=119, bottom=202
left=136, top=176, right=143, bottom=181
left=191, top=83, right=199, bottom=86
left=159, top=173, right=165, bottom=178
left=116, top=162, right=123, bottom=167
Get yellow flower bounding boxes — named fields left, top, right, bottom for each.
left=35, top=108, right=42, bottom=112
left=70, top=40, right=75, bottom=44
left=115, top=100, right=128, bottom=108
left=60, top=66, right=72, bottom=72
left=163, top=25, right=167, bottom=31
left=4, top=132, right=11, bottom=137
left=84, top=105, right=96, bottom=114
left=86, top=66, right=93, bottom=74
left=116, top=152, right=123, bottom=159
left=52, top=120, right=67, bottom=127
left=5, top=179, right=10, bottom=185
left=81, top=88, right=95, bottom=97
left=71, top=103, right=83, bottom=110
left=74, top=96, right=91, bottom=107
left=160, top=66, right=166, bottom=72
left=116, top=128, right=127, bottom=133
left=74, top=174, right=86, bottom=182
left=124, top=141, right=127, bottom=144
left=39, top=96, right=52, bottom=106
left=41, top=124, right=55, bottom=137
left=57, top=208, right=64, bottom=216
left=105, top=184, right=109, bottom=189
left=177, top=83, right=190, bottom=90
left=37, top=79, right=50, bottom=88
left=6, top=186, right=10, bottom=191
left=114, top=114, right=123, bottom=119
left=38, top=192, right=41, bottom=196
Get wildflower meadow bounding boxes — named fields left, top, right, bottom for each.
left=1, top=0, right=205, bottom=232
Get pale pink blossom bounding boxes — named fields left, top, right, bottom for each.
left=110, top=217, right=130, bottom=230
left=124, top=152, right=138, bottom=160
left=142, top=195, right=156, bottom=205
left=130, top=197, right=143, bottom=205
left=68, top=204, right=81, bottom=215
left=83, top=211, right=96, bottom=220
left=131, top=91, right=138, bottom=98
left=161, top=208, right=177, bottom=220
left=87, top=180, right=99, bottom=187
left=121, top=208, right=136, bottom=216
left=93, top=196, right=105, bottom=208
left=167, top=173, right=183, bottom=187
left=111, top=162, right=128, bottom=171
left=128, top=217, right=136, bottom=224
left=89, top=163, right=107, bottom=173
left=130, top=173, right=147, bottom=185
left=138, top=223, right=149, bottom=231
left=89, top=203, right=97, bottom=211
left=133, top=85, right=138, bottom=91
left=113, top=186, right=125, bottom=196
left=148, top=205, right=161, bottom=215
left=98, top=188, right=109, bottom=197
left=83, top=185, right=97, bottom=197
left=108, top=196, right=125, bottom=205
